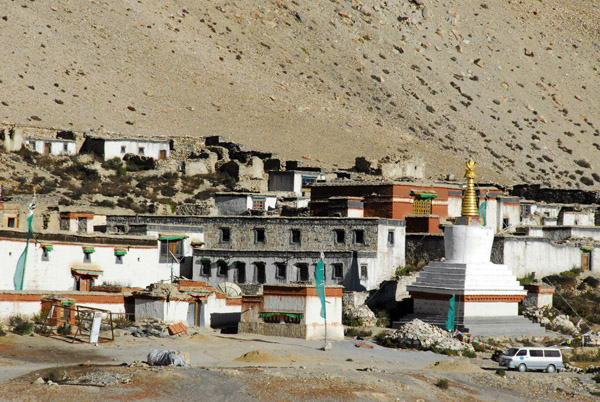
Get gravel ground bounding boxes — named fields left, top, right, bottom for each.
left=1, top=329, right=599, bottom=401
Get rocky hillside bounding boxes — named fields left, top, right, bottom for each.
left=1, top=0, right=599, bottom=187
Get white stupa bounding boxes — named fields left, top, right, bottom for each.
left=403, top=161, right=545, bottom=336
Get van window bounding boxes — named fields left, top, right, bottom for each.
left=530, top=350, right=543, bottom=357
left=545, top=350, right=561, bottom=358
left=505, top=348, right=518, bottom=356
left=516, top=350, right=527, bottom=356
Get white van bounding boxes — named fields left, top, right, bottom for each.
left=499, top=347, right=563, bottom=373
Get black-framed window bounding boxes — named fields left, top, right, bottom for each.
left=332, top=263, right=343, bottom=280
left=360, top=264, right=368, bottom=279
left=275, top=263, right=287, bottom=279
left=115, top=255, right=124, bottom=264
left=297, top=263, right=309, bottom=281
left=42, top=249, right=50, bottom=262
left=354, top=229, right=365, bottom=244
left=220, top=227, right=231, bottom=243
left=387, top=230, right=395, bottom=245
left=217, top=260, right=228, bottom=277
left=255, top=228, right=265, bottom=243
left=255, top=262, right=266, bottom=284
left=334, top=229, right=345, bottom=244
left=201, top=260, right=211, bottom=276
left=291, top=229, right=301, bottom=244
left=235, top=262, right=246, bottom=283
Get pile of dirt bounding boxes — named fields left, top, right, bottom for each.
left=425, top=360, right=483, bottom=373
left=234, top=350, right=284, bottom=364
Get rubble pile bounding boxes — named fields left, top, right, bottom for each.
left=522, top=307, right=579, bottom=335
left=126, top=318, right=171, bottom=338
left=345, top=305, right=377, bottom=327
left=384, top=319, right=473, bottom=352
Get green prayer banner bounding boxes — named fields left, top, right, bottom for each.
left=478, top=201, right=487, bottom=226
left=14, top=214, right=33, bottom=290
left=445, top=295, right=455, bottom=331
left=316, top=259, right=326, bottom=319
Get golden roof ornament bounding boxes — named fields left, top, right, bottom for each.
left=460, top=160, right=479, bottom=217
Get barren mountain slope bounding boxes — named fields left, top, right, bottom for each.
left=1, top=0, right=599, bottom=187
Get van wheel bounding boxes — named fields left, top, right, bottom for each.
left=518, top=364, right=527, bottom=372
left=547, top=364, right=556, bottom=373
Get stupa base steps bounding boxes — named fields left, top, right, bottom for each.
left=392, top=314, right=547, bottom=336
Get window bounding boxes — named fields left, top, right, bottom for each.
left=255, top=262, right=266, bottom=284
left=84, top=253, right=92, bottom=264
left=120, top=146, right=127, bottom=154
left=360, top=264, right=368, bottom=280
left=530, top=350, right=543, bottom=357
left=63, top=143, right=69, bottom=152
left=301, top=176, right=317, bottom=191
left=220, top=228, right=231, bottom=243
left=42, top=249, right=50, bottom=262
left=332, top=263, right=343, bottom=280
left=388, top=230, right=395, bottom=245
left=545, top=350, right=560, bottom=358
left=503, top=218, right=510, bottom=230
left=159, top=239, right=183, bottom=263
left=412, top=198, right=432, bottom=215
left=60, top=218, right=69, bottom=231
left=217, top=260, right=228, bottom=277
left=516, top=350, right=527, bottom=356
left=297, top=263, right=309, bottom=281
left=7, top=217, right=15, bottom=228
left=200, top=260, right=211, bottom=277
left=44, top=142, right=52, bottom=154
left=255, top=228, right=265, bottom=243
left=138, top=147, right=145, bottom=155
left=252, top=197, right=265, bottom=210
left=116, top=255, right=124, bottom=264
left=275, top=263, right=287, bottom=280
left=354, top=230, right=365, bottom=244
left=159, top=149, right=167, bottom=160
left=291, top=229, right=301, bottom=244
left=334, top=230, right=345, bottom=244
left=77, top=218, right=87, bottom=234
left=235, top=262, right=246, bottom=283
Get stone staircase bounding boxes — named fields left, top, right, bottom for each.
left=393, top=314, right=547, bottom=336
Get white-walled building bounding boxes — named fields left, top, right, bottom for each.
left=81, top=137, right=171, bottom=161
left=214, top=192, right=277, bottom=216
left=25, top=138, right=77, bottom=156
left=0, top=229, right=191, bottom=291
left=268, top=171, right=326, bottom=197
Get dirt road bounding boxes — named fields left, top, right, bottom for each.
left=0, top=330, right=598, bottom=401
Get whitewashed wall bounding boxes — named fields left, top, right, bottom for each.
left=0, top=238, right=166, bottom=290
left=304, top=294, right=343, bottom=340
left=104, top=140, right=170, bottom=160
left=134, top=298, right=188, bottom=323
left=200, top=295, right=242, bottom=328
left=503, top=237, right=584, bottom=278
left=562, top=212, right=595, bottom=226
left=367, top=223, right=405, bottom=290
left=27, top=139, right=76, bottom=156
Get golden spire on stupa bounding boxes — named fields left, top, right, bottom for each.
left=461, top=160, right=479, bottom=217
